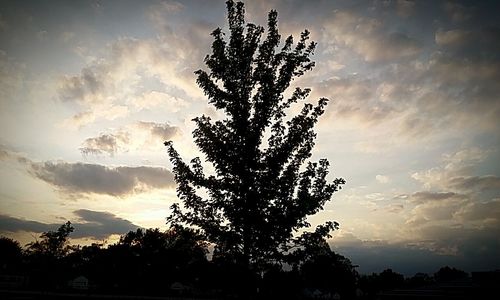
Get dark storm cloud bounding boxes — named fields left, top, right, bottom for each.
left=0, top=214, right=51, bottom=234
left=72, top=209, right=138, bottom=239
left=80, top=132, right=130, bottom=156
left=334, top=237, right=499, bottom=275
left=332, top=223, right=500, bottom=275
left=0, top=210, right=139, bottom=240
left=28, top=161, right=175, bottom=196
left=333, top=240, right=460, bottom=276
left=417, top=223, right=500, bottom=267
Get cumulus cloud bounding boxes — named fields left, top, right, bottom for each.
left=315, top=76, right=400, bottom=125
left=0, top=145, right=30, bottom=165
left=411, top=147, right=491, bottom=190
left=448, top=175, right=500, bottom=192
left=403, top=147, right=500, bottom=256
left=136, top=121, right=178, bottom=141
left=57, top=20, right=209, bottom=127
left=323, top=10, right=422, bottom=62
left=453, top=198, right=500, bottom=222
left=406, top=195, right=467, bottom=226
left=59, top=67, right=106, bottom=104
left=0, top=210, right=139, bottom=240
left=28, top=161, right=175, bottom=196
left=80, top=132, right=129, bottom=156
left=309, top=1, right=500, bottom=143
left=79, top=121, right=179, bottom=156
left=80, top=132, right=130, bottom=156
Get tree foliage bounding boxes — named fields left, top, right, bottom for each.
left=165, top=0, right=344, bottom=269
left=26, top=221, right=74, bottom=259
left=0, top=236, right=23, bottom=273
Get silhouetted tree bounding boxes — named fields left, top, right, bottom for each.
left=378, top=268, right=405, bottom=290
left=358, top=269, right=405, bottom=297
left=26, top=221, right=74, bottom=258
left=434, top=266, right=468, bottom=282
left=260, top=266, right=301, bottom=299
left=293, top=232, right=358, bottom=298
left=165, top=0, right=344, bottom=273
left=89, top=227, right=208, bottom=294
left=65, top=242, right=105, bottom=288
left=406, top=272, right=432, bottom=288
left=0, top=236, right=23, bottom=273
left=24, top=221, right=74, bottom=290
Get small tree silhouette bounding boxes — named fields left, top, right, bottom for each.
left=26, top=221, right=74, bottom=259
left=165, top=0, right=344, bottom=272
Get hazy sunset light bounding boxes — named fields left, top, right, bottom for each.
left=1, top=0, right=499, bottom=276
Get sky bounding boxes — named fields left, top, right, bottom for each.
left=0, top=0, right=499, bottom=276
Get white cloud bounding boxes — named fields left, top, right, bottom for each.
left=366, top=192, right=385, bottom=201
left=131, top=91, right=189, bottom=112
left=411, top=147, right=491, bottom=190
left=136, top=121, right=179, bottom=141
left=376, top=175, right=390, bottom=184
left=80, top=132, right=130, bottom=156
left=57, top=30, right=207, bottom=127
left=401, top=147, right=500, bottom=254
left=78, top=121, right=180, bottom=157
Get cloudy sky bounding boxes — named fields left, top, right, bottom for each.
left=1, top=0, right=499, bottom=275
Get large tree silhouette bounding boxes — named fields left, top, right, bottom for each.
left=165, top=0, right=344, bottom=270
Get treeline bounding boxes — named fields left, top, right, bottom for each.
left=0, top=222, right=473, bottom=299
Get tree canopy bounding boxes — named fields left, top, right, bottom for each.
left=26, top=221, right=74, bottom=259
left=165, top=0, right=344, bottom=269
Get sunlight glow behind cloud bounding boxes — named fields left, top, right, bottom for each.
left=0, top=0, right=499, bottom=274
